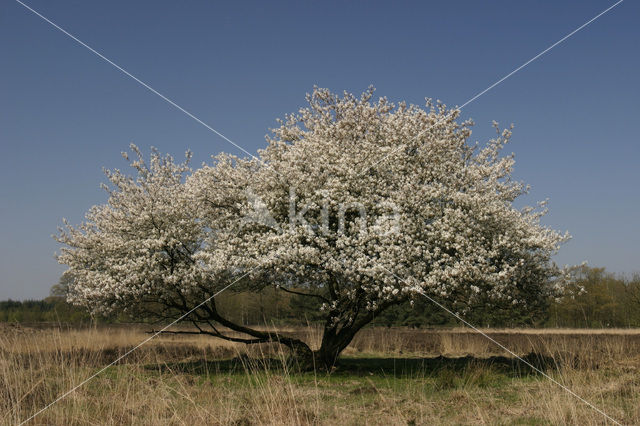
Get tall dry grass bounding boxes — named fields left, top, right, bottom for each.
left=2, top=323, right=639, bottom=425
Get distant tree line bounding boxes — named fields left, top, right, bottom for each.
left=0, top=298, right=91, bottom=323
left=2, top=267, right=639, bottom=328
left=546, top=267, right=640, bottom=328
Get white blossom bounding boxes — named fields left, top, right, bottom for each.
left=57, top=87, right=571, bottom=335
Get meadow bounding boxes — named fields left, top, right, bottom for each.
left=2, top=323, right=639, bottom=425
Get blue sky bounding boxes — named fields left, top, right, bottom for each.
left=0, top=0, right=638, bottom=299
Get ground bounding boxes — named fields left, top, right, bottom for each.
left=1, top=324, right=639, bottom=425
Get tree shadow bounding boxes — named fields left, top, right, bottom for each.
left=147, top=352, right=557, bottom=378
left=334, top=353, right=557, bottom=377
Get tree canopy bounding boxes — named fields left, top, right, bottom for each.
left=56, top=87, right=570, bottom=368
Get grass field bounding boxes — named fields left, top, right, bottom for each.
left=2, top=323, right=639, bottom=425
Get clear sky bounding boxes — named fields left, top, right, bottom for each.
left=0, top=0, right=638, bottom=300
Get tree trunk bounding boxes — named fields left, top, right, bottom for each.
left=312, top=321, right=364, bottom=370
left=191, top=291, right=394, bottom=371
left=310, top=303, right=395, bottom=370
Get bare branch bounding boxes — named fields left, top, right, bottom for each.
left=277, top=285, right=329, bottom=303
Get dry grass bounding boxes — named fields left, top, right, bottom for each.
left=2, top=323, right=639, bottom=425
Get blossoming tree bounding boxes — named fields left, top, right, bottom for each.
left=57, top=87, right=570, bottom=369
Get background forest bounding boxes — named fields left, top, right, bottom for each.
left=2, top=266, right=639, bottom=329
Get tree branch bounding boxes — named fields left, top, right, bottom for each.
left=277, top=286, right=329, bottom=303
left=146, top=328, right=269, bottom=344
